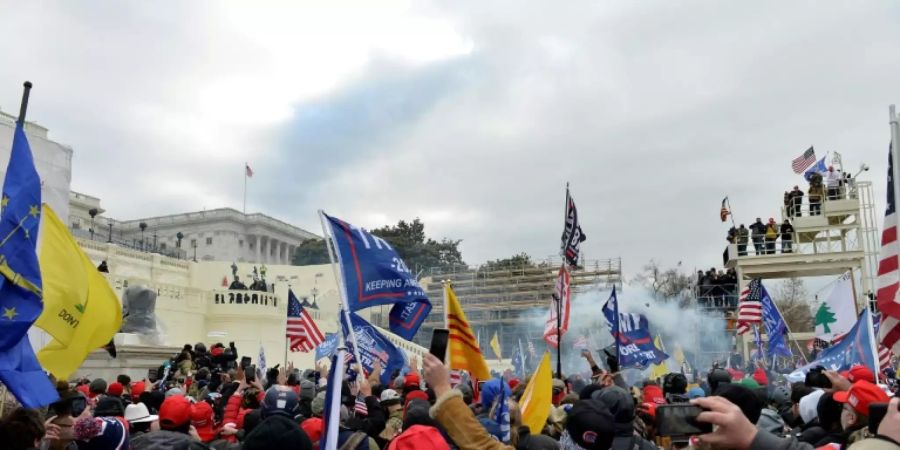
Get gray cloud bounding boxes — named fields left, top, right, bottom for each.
left=1, top=1, right=899, bottom=278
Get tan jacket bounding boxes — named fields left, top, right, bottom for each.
left=430, top=389, right=514, bottom=450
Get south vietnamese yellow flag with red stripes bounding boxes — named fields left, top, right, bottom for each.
left=444, top=283, right=491, bottom=380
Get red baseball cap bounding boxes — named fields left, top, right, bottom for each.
left=190, top=401, right=216, bottom=442
left=301, top=417, right=323, bottom=443
left=404, top=373, right=421, bottom=389
left=847, top=365, right=876, bottom=384
left=642, top=385, right=665, bottom=405
left=159, top=395, right=192, bottom=430
left=106, top=382, right=124, bottom=397
left=130, top=381, right=146, bottom=401
left=834, top=380, right=889, bottom=416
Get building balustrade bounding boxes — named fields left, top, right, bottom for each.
left=212, top=289, right=279, bottom=308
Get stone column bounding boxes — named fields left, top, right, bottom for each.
left=280, top=242, right=288, bottom=264
left=262, top=236, right=270, bottom=264
left=254, top=235, right=261, bottom=264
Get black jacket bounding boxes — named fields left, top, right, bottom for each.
left=344, top=395, right=386, bottom=440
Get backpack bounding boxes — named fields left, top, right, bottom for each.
left=339, top=431, right=369, bottom=450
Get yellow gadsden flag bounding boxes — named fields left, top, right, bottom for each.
left=490, top=331, right=502, bottom=359
left=649, top=335, right=669, bottom=380
left=445, top=284, right=491, bottom=380
left=35, top=204, right=122, bottom=379
left=519, top=352, right=552, bottom=435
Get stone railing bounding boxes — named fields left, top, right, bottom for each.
left=211, top=289, right=280, bottom=308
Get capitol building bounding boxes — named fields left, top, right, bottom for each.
left=0, top=109, right=424, bottom=380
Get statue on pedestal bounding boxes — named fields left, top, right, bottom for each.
left=231, top=261, right=238, bottom=278
left=120, top=285, right=162, bottom=344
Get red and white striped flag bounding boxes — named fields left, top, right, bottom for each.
left=791, top=146, right=816, bottom=174
left=736, top=280, right=763, bottom=335
left=449, top=370, right=462, bottom=387
left=354, top=397, right=368, bottom=416
left=287, top=289, right=325, bottom=352
left=877, top=143, right=900, bottom=354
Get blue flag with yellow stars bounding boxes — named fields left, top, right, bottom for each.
left=0, top=120, right=58, bottom=407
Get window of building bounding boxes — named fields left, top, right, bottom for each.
left=160, top=243, right=167, bottom=250
left=239, top=239, right=244, bottom=247
left=190, top=239, right=197, bottom=247
left=206, top=237, right=213, bottom=245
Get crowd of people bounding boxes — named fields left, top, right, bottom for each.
left=3, top=341, right=900, bottom=450
left=726, top=217, right=796, bottom=257
left=696, top=268, right=738, bottom=308
left=722, top=166, right=862, bottom=262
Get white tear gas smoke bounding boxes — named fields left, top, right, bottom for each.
left=523, top=283, right=732, bottom=378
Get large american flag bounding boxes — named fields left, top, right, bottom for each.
left=792, top=146, right=816, bottom=174
left=878, top=145, right=900, bottom=354
left=287, top=289, right=325, bottom=352
left=736, top=280, right=763, bottom=335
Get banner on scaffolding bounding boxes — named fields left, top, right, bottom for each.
left=543, top=266, right=571, bottom=348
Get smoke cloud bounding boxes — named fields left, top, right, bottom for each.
left=524, top=283, right=732, bottom=378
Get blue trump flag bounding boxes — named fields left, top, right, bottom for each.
left=495, top=376, right=511, bottom=443
left=788, top=309, right=878, bottom=382
left=340, top=310, right=407, bottom=385
left=0, top=120, right=57, bottom=407
left=324, top=213, right=431, bottom=341
left=315, top=333, right=340, bottom=361
left=758, top=280, right=792, bottom=357
left=804, top=156, right=827, bottom=182
left=511, top=339, right=526, bottom=378
left=602, top=289, right=668, bottom=369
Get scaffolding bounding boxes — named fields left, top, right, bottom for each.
left=369, top=257, right=623, bottom=354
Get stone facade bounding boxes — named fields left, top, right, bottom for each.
left=114, top=208, right=318, bottom=264
left=0, top=110, right=72, bottom=221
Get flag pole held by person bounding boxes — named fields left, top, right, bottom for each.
left=317, top=210, right=364, bottom=376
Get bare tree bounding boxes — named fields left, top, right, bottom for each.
left=633, top=259, right=694, bottom=306
left=774, top=277, right=813, bottom=333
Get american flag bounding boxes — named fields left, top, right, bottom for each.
left=449, top=370, right=462, bottom=387
left=287, top=289, right=325, bottom=352
left=792, top=146, right=816, bottom=174
left=245, top=163, right=254, bottom=178
left=878, top=143, right=900, bottom=356
left=354, top=397, right=368, bottom=416
left=736, top=280, right=763, bottom=335
left=873, top=313, right=894, bottom=372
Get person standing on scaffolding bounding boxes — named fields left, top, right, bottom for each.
left=750, top=218, right=766, bottom=255
left=764, top=218, right=778, bottom=254
left=780, top=219, right=794, bottom=253
left=809, top=172, right=824, bottom=216
left=737, top=224, right=749, bottom=256
left=790, top=185, right=804, bottom=217
left=826, top=165, right=842, bottom=199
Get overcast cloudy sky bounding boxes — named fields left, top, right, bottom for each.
left=2, top=1, right=899, bottom=277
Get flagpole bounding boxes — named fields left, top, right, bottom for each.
left=318, top=210, right=364, bottom=376
left=557, top=183, right=569, bottom=377
left=726, top=197, right=736, bottom=229
left=243, top=162, right=248, bottom=215
left=865, top=309, right=881, bottom=384
left=891, top=106, right=900, bottom=250
left=767, top=291, right=810, bottom=364
left=613, top=286, right=620, bottom=365
left=17, top=81, right=32, bottom=125
left=849, top=268, right=861, bottom=316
